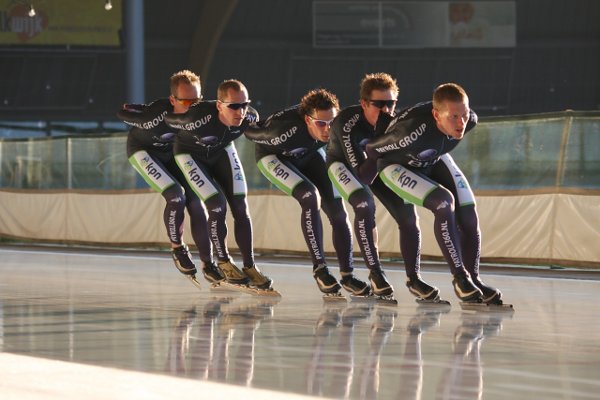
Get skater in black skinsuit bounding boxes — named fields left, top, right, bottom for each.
left=118, top=70, right=222, bottom=283
left=164, top=79, right=273, bottom=291
left=244, top=88, right=370, bottom=298
left=327, top=72, right=438, bottom=302
left=366, top=83, right=503, bottom=304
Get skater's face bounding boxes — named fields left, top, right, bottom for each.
left=433, top=99, right=470, bottom=140
left=170, top=82, right=201, bottom=114
left=305, top=107, right=337, bottom=142
left=217, top=88, right=250, bottom=127
left=360, top=89, right=397, bottom=128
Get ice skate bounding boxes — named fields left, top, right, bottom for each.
left=368, top=269, right=397, bottom=305
left=211, top=259, right=253, bottom=294
left=243, top=264, right=281, bottom=297
left=341, top=273, right=372, bottom=301
left=171, top=244, right=197, bottom=275
left=186, top=274, right=204, bottom=290
left=218, top=259, right=250, bottom=285
left=460, top=299, right=514, bottom=312
left=201, top=261, right=225, bottom=284
left=473, top=277, right=506, bottom=304
left=452, top=271, right=483, bottom=302
left=313, top=264, right=345, bottom=302
left=460, top=276, right=514, bottom=312
left=407, top=274, right=451, bottom=307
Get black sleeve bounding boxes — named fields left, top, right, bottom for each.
left=366, top=117, right=413, bottom=157
left=164, top=111, right=190, bottom=130
left=116, top=100, right=168, bottom=127
left=244, top=121, right=271, bottom=142
left=374, top=112, right=394, bottom=137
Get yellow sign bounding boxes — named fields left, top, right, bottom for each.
left=0, top=0, right=122, bottom=46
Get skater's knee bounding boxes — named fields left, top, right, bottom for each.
left=349, top=190, right=375, bottom=219
left=353, top=204, right=374, bottom=222
left=424, top=187, right=455, bottom=214
left=204, top=195, right=227, bottom=217
left=163, top=185, right=186, bottom=204
left=294, top=183, right=321, bottom=211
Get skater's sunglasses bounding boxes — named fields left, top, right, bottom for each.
left=308, top=115, right=334, bottom=128
left=219, top=100, right=251, bottom=110
left=173, top=96, right=201, bottom=107
left=368, top=99, right=397, bottom=109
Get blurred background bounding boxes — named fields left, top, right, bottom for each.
left=1, top=0, right=598, bottom=130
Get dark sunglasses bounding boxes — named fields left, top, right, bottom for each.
left=220, top=100, right=251, bottom=110
left=308, top=115, right=334, bottom=128
left=174, top=96, right=201, bottom=107
left=368, top=99, right=397, bottom=109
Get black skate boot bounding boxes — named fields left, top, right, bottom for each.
left=243, top=264, right=273, bottom=290
left=218, top=259, right=250, bottom=285
left=369, top=269, right=397, bottom=304
left=406, top=274, right=440, bottom=301
left=368, top=269, right=394, bottom=296
left=472, top=277, right=503, bottom=304
left=313, top=264, right=342, bottom=294
left=201, top=261, right=225, bottom=284
left=452, top=271, right=483, bottom=302
left=171, top=244, right=197, bottom=275
left=340, top=273, right=371, bottom=296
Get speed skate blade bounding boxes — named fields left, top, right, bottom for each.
left=323, top=292, right=347, bottom=302
left=187, top=275, right=203, bottom=290
left=349, top=294, right=375, bottom=303
left=460, top=301, right=514, bottom=313
left=374, top=294, right=398, bottom=306
left=253, top=287, right=282, bottom=297
left=211, top=281, right=282, bottom=297
left=350, top=294, right=397, bottom=306
left=416, top=297, right=451, bottom=309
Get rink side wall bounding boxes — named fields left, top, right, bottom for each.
left=0, top=190, right=598, bottom=268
